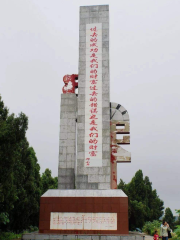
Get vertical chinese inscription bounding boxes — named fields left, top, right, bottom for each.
left=85, top=23, right=102, bottom=167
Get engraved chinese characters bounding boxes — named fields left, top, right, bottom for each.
left=50, top=212, right=117, bottom=230
left=85, top=24, right=102, bottom=167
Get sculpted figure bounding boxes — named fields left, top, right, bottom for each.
left=62, top=74, right=78, bottom=94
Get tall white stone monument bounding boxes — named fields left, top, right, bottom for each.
left=58, top=5, right=131, bottom=190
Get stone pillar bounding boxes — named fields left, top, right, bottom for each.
left=76, top=5, right=111, bottom=189
left=58, top=94, right=77, bottom=189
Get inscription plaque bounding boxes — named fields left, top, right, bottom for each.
left=50, top=212, right=117, bottom=230
left=85, top=23, right=103, bottom=167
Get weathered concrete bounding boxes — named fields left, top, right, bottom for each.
left=22, top=233, right=144, bottom=240
left=110, top=102, right=131, bottom=189
left=42, top=189, right=127, bottom=197
left=76, top=5, right=111, bottom=190
left=58, top=94, right=77, bottom=189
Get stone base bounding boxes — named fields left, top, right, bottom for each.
left=39, top=190, right=128, bottom=235
left=22, top=233, right=144, bottom=240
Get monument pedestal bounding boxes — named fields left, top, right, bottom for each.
left=38, top=190, right=128, bottom=235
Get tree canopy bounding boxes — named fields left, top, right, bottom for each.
left=0, top=96, right=57, bottom=233
left=41, top=168, right=58, bottom=195
left=118, top=170, right=164, bottom=230
left=164, top=207, right=175, bottom=230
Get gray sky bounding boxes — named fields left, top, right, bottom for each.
left=0, top=0, right=180, bottom=215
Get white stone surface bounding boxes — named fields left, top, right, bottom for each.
left=42, top=189, right=127, bottom=197
left=50, top=212, right=117, bottom=230
left=77, top=5, right=111, bottom=189
left=85, top=23, right=103, bottom=168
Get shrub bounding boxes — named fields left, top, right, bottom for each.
left=0, top=226, right=38, bottom=240
left=172, top=209, right=180, bottom=240
left=143, top=220, right=161, bottom=236
left=172, top=225, right=180, bottom=240
left=23, top=225, right=38, bottom=233
left=0, top=232, right=21, bottom=240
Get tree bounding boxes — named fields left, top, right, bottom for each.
left=0, top=95, right=28, bottom=229
left=174, top=209, right=180, bottom=226
left=0, top=95, right=41, bottom=232
left=143, top=176, right=164, bottom=221
left=118, top=170, right=164, bottom=230
left=164, top=207, right=175, bottom=230
left=41, top=168, right=58, bottom=195
left=129, top=200, right=146, bottom=230
left=174, top=209, right=180, bottom=240
left=149, top=189, right=164, bottom=221
left=8, top=140, right=41, bottom=232
left=117, top=179, right=126, bottom=192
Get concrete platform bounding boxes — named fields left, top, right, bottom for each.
left=22, top=233, right=145, bottom=240
left=42, top=189, right=127, bottom=197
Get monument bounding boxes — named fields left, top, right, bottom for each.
left=22, top=5, right=135, bottom=240
left=58, top=5, right=131, bottom=191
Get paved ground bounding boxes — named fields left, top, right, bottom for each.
left=144, top=235, right=153, bottom=240
left=129, top=231, right=153, bottom=240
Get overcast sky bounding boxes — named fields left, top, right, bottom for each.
left=0, top=0, right=180, bottom=215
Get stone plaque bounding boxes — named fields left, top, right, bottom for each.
left=50, top=212, right=117, bottom=230
left=85, top=23, right=103, bottom=167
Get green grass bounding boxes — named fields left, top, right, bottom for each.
left=0, top=232, right=22, bottom=240
left=0, top=226, right=38, bottom=240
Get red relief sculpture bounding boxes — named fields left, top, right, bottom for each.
left=62, top=74, right=78, bottom=94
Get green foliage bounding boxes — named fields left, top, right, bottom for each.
left=0, top=100, right=28, bottom=204
left=0, top=95, right=59, bottom=233
left=174, top=210, right=180, bottom=227
left=0, top=95, right=41, bottom=232
left=164, top=207, right=175, bottom=230
left=176, top=219, right=180, bottom=226
left=0, top=95, right=28, bottom=229
left=0, top=226, right=38, bottom=240
left=0, top=232, right=22, bottom=240
left=23, top=225, right=39, bottom=233
left=142, top=220, right=161, bottom=236
left=41, top=168, right=58, bottom=195
left=173, top=225, right=180, bottom=240
left=173, top=210, right=180, bottom=240
left=129, top=200, right=147, bottom=230
left=176, top=210, right=180, bottom=215
left=0, top=213, right=9, bottom=225
left=118, top=170, right=164, bottom=230
left=8, top=141, right=41, bottom=232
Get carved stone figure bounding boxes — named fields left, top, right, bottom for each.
left=62, top=74, right=78, bottom=94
